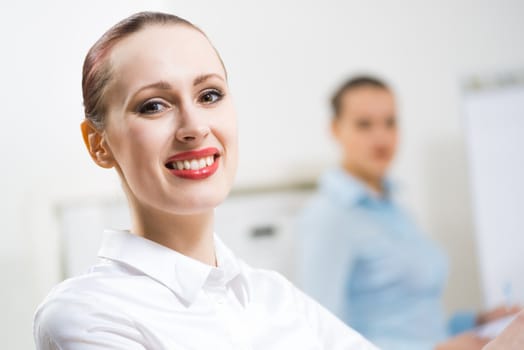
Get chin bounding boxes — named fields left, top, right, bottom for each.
left=367, top=166, right=388, bottom=181
left=373, top=158, right=393, bottom=174
left=128, top=167, right=236, bottom=216
left=165, top=183, right=232, bottom=215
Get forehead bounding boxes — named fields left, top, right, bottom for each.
left=108, top=24, right=225, bottom=91
left=341, top=86, right=395, bottom=115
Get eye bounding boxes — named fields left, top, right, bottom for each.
left=138, top=100, right=169, bottom=115
left=386, top=117, right=396, bottom=128
left=198, top=88, right=224, bottom=104
left=356, top=119, right=371, bottom=130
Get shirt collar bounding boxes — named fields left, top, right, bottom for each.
left=319, top=167, right=395, bottom=207
left=97, top=229, right=248, bottom=306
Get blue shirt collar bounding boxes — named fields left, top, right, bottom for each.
left=319, top=167, right=395, bottom=207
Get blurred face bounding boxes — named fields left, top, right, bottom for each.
left=332, top=86, right=398, bottom=181
left=92, top=24, right=237, bottom=215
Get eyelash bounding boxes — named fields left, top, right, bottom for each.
left=136, top=88, right=225, bottom=115
left=198, top=88, right=225, bottom=104
left=137, top=100, right=169, bottom=115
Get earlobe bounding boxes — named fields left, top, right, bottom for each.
left=80, top=119, right=115, bottom=169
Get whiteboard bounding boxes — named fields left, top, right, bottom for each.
left=463, top=76, right=524, bottom=308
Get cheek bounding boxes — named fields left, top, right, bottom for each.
left=111, top=120, right=169, bottom=172
left=342, top=129, right=371, bottom=154
left=385, top=130, right=399, bottom=150
left=129, top=121, right=166, bottom=147
left=228, top=121, right=239, bottom=156
left=214, top=104, right=238, bottom=164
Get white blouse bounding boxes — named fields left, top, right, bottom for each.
left=33, top=229, right=378, bottom=350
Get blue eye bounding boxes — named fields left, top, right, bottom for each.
left=199, top=89, right=224, bottom=104
left=138, top=100, right=168, bottom=114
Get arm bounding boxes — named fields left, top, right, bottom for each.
left=448, top=306, right=522, bottom=335
left=34, top=296, right=146, bottom=350
left=483, top=310, right=524, bottom=349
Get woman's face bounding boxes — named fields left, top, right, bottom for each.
left=332, top=86, right=398, bottom=180
left=96, top=24, right=237, bottom=215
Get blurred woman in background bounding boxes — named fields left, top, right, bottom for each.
left=296, top=76, right=519, bottom=350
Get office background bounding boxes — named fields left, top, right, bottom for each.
left=1, top=0, right=523, bottom=348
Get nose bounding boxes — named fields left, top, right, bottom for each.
left=174, top=107, right=210, bottom=144
left=373, top=124, right=394, bottom=139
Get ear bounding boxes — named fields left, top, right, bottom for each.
left=80, top=119, right=115, bottom=169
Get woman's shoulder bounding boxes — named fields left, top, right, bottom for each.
left=35, top=264, right=119, bottom=320
left=38, top=260, right=134, bottom=302
left=33, top=261, right=144, bottom=347
left=34, top=277, right=99, bottom=335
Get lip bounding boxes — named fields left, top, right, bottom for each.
left=166, top=147, right=219, bottom=162
left=165, top=147, right=220, bottom=180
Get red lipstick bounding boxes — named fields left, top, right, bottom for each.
left=165, top=147, right=220, bottom=180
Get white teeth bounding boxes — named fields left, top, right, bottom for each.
left=190, top=159, right=199, bottom=170
left=169, top=156, right=216, bottom=171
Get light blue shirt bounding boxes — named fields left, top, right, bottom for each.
left=296, top=168, right=476, bottom=350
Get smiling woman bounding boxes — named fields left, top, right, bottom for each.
left=32, top=11, right=377, bottom=350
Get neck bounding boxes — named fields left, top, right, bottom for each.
left=342, top=161, right=384, bottom=196
left=128, top=199, right=216, bottom=266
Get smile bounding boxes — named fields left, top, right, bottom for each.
left=165, top=147, right=220, bottom=180
left=166, top=155, right=215, bottom=170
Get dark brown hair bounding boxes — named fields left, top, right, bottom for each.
left=82, top=11, right=219, bottom=129
left=330, top=75, right=390, bottom=118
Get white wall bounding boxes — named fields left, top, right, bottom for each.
left=1, top=0, right=524, bottom=348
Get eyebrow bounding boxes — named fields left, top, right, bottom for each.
left=193, top=73, right=225, bottom=86
left=136, top=81, right=173, bottom=93
left=130, top=73, right=225, bottom=98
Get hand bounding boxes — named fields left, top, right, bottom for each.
left=435, top=333, right=489, bottom=350
left=483, top=310, right=524, bottom=349
left=477, top=305, right=521, bottom=325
